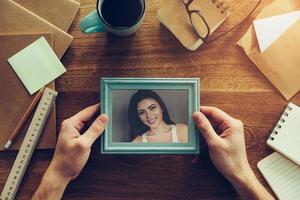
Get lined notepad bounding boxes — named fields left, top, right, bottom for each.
left=257, top=152, right=300, bottom=200
left=267, top=103, right=300, bottom=166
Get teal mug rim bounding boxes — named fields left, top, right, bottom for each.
left=96, top=0, right=145, bottom=30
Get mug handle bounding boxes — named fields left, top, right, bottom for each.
left=80, top=10, right=106, bottom=34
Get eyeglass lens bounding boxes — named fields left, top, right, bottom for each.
left=190, top=11, right=210, bottom=39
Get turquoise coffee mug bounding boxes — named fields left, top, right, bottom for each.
left=80, top=0, right=145, bottom=36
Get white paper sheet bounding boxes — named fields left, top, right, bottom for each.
left=253, top=10, right=300, bottom=53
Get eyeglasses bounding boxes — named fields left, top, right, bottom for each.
left=181, top=0, right=262, bottom=44
left=181, top=0, right=211, bottom=43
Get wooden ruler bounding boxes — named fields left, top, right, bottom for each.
left=0, top=88, right=58, bottom=200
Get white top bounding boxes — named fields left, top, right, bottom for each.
left=141, top=124, right=179, bottom=143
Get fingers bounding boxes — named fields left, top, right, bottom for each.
left=70, top=103, right=100, bottom=126
left=200, top=106, right=236, bottom=126
left=79, top=114, right=109, bottom=147
left=192, top=111, right=220, bottom=145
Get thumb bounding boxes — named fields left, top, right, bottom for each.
left=192, top=112, right=219, bottom=145
left=80, top=114, right=109, bottom=147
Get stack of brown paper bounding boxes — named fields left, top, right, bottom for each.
left=13, top=0, right=80, bottom=32
left=0, top=34, right=57, bottom=150
left=0, top=0, right=79, bottom=58
left=238, top=0, right=300, bottom=100
left=0, top=0, right=79, bottom=150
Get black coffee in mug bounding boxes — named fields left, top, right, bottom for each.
left=101, top=0, right=144, bottom=28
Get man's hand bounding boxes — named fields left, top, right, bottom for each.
left=193, top=106, right=274, bottom=200
left=32, top=104, right=108, bottom=200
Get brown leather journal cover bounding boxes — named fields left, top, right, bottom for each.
left=0, top=33, right=57, bottom=150
left=0, top=0, right=73, bottom=59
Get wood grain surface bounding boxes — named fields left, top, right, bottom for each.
left=1, top=0, right=299, bottom=199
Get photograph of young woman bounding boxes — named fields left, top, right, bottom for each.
left=128, top=89, right=188, bottom=143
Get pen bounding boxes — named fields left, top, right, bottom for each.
left=4, top=87, right=45, bottom=149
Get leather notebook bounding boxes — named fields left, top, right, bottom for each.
left=158, top=0, right=229, bottom=50
left=0, top=33, right=57, bottom=150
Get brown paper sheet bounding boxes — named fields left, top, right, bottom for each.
left=13, top=0, right=80, bottom=32
left=0, top=0, right=73, bottom=59
left=0, top=33, right=57, bottom=150
left=237, top=0, right=300, bottom=100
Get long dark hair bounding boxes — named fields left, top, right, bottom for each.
left=128, top=90, right=175, bottom=140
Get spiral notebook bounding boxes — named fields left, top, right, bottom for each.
left=267, top=103, right=300, bottom=166
left=257, top=152, right=300, bottom=200
left=158, top=0, right=229, bottom=50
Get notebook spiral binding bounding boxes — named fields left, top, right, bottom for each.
left=269, top=105, right=293, bottom=141
left=211, top=0, right=229, bottom=14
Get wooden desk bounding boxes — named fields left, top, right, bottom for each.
left=1, top=0, right=300, bottom=199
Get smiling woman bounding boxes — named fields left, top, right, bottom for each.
left=128, top=90, right=188, bottom=143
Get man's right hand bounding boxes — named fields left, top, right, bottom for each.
left=193, top=106, right=274, bottom=200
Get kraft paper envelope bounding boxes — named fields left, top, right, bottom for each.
left=0, top=0, right=73, bottom=59
left=238, top=0, right=300, bottom=100
left=0, top=33, right=57, bottom=150
left=13, top=0, right=80, bottom=31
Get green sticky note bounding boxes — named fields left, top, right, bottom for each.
left=8, top=36, right=66, bottom=95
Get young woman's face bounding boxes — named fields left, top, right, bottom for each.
left=137, top=98, right=163, bottom=129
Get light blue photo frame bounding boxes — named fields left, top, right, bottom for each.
left=100, top=78, right=200, bottom=154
